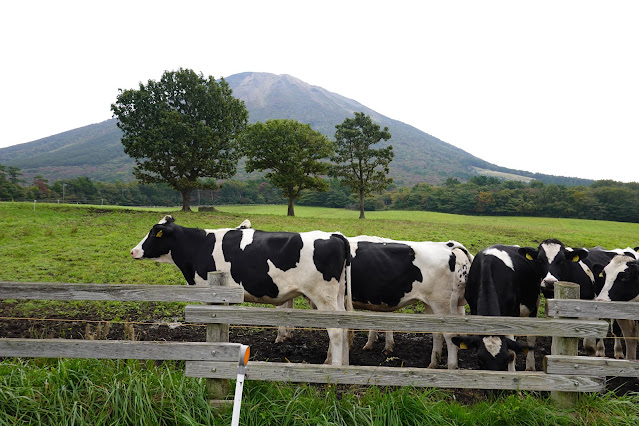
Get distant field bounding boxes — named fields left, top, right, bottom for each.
left=215, top=204, right=639, bottom=253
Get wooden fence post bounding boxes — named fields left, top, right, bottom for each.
left=550, top=281, right=580, bottom=408
left=206, top=271, right=231, bottom=402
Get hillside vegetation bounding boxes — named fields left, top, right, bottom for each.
left=0, top=72, right=594, bottom=186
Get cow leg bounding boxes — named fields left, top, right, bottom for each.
left=429, top=332, right=443, bottom=368
left=583, top=337, right=597, bottom=356
left=618, top=319, right=638, bottom=361
left=383, top=332, right=395, bottom=355
left=275, top=299, right=295, bottom=343
left=363, top=331, right=378, bottom=351
left=596, top=339, right=606, bottom=358
left=612, top=319, right=625, bottom=359
left=306, top=281, right=348, bottom=366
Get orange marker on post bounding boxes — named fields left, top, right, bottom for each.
left=231, top=345, right=250, bottom=426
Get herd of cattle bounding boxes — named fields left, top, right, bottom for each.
left=130, top=216, right=639, bottom=371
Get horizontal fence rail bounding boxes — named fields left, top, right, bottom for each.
left=185, top=361, right=605, bottom=393
left=0, top=281, right=244, bottom=304
left=5, top=278, right=639, bottom=403
left=0, top=338, right=243, bottom=361
left=547, top=299, right=639, bottom=320
left=185, top=305, right=610, bottom=338
left=545, top=355, right=639, bottom=377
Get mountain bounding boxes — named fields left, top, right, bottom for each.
left=0, top=72, right=593, bottom=186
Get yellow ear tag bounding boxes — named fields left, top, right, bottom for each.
left=459, top=342, right=468, bottom=350
left=156, top=230, right=163, bottom=238
left=525, top=253, right=534, bottom=261
left=599, top=272, right=604, bottom=278
left=572, top=255, right=579, bottom=262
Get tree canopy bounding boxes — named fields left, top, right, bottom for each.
left=331, top=112, right=393, bottom=218
left=240, top=119, right=333, bottom=216
left=111, top=68, right=248, bottom=211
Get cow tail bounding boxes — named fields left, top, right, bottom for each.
left=333, top=233, right=353, bottom=313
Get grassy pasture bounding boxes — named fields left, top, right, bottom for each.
left=2, top=201, right=639, bottom=425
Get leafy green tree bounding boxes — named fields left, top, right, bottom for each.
left=331, top=112, right=393, bottom=218
left=241, top=119, right=334, bottom=216
left=111, top=68, right=248, bottom=211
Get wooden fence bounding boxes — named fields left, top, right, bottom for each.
left=1, top=275, right=639, bottom=408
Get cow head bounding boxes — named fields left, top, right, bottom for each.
left=518, top=239, right=588, bottom=298
left=595, top=256, right=639, bottom=302
left=452, top=335, right=533, bottom=371
left=130, top=215, right=178, bottom=262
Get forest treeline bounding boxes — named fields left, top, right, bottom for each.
left=2, top=165, right=638, bottom=223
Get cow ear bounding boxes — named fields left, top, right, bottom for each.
left=452, top=335, right=479, bottom=350
left=627, top=261, right=639, bottom=280
left=162, top=215, right=175, bottom=224
left=506, top=337, right=534, bottom=354
left=153, top=224, right=172, bottom=238
left=591, top=264, right=605, bottom=279
left=566, top=248, right=588, bottom=263
left=518, top=247, right=538, bottom=261
left=237, top=219, right=252, bottom=229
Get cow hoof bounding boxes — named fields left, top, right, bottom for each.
left=427, top=362, right=439, bottom=369
left=362, top=344, right=373, bottom=351
left=615, top=353, right=626, bottom=360
left=584, top=347, right=597, bottom=357
left=526, top=366, right=536, bottom=372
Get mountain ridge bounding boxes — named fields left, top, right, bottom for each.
left=0, top=72, right=593, bottom=186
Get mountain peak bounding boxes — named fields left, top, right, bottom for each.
left=0, top=72, right=593, bottom=186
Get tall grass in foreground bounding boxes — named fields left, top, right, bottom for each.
left=1, top=358, right=639, bottom=425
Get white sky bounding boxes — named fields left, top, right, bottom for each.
left=1, top=1, right=638, bottom=183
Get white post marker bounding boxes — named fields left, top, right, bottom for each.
left=231, top=344, right=250, bottom=426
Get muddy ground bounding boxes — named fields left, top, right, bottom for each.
left=1, top=302, right=637, bottom=403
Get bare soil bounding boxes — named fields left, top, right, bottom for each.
left=1, top=301, right=637, bottom=403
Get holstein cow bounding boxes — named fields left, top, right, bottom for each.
left=345, top=235, right=472, bottom=369
left=275, top=235, right=473, bottom=369
left=453, top=244, right=538, bottom=371
left=595, top=251, right=639, bottom=361
left=522, top=242, right=639, bottom=357
left=130, top=216, right=352, bottom=366
left=456, top=239, right=637, bottom=370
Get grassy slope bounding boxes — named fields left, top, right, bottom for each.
left=2, top=202, right=639, bottom=425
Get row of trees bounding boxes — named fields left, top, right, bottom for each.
left=111, top=68, right=394, bottom=218
left=389, top=177, right=639, bottom=222
left=3, top=165, right=639, bottom=223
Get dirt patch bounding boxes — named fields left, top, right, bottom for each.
left=1, top=301, right=637, bottom=401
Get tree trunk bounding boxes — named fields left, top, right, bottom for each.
left=359, top=189, right=365, bottom=219
left=181, top=190, right=192, bottom=212
left=287, top=195, right=295, bottom=217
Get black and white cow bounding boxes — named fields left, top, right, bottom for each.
left=455, top=239, right=637, bottom=370
left=595, top=252, right=639, bottom=361
left=130, top=216, right=352, bottom=365
left=275, top=235, right=473, bottom=369
left=453, top=244, right=538, bottom=371
left=520, top=241, right=639, bottom=357
left=346, top=236, right=472, bottom=369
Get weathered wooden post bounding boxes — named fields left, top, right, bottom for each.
left=550, top=281, right=580, bottom=407
left=206, top=271, right=231, bottom=402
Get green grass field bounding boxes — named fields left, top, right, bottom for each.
left=1, top=201, right=639, bottom=425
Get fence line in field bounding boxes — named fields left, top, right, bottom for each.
left=2, top=275, right=639, bottom=408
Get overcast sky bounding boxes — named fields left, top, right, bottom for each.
left=2, top=1, right=637, bottom=182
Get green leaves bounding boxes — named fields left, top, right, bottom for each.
left=240, top=119, right=334, bottom=216
left=331, top=112, right=394, bottom=218
left=111, top=68, right=248, bottom=211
